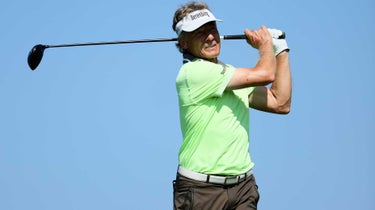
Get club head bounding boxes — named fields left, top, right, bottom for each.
left=27, top=44, right=47, bottom=70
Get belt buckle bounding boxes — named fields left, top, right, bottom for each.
left=224, top=175, right=240, bottom=185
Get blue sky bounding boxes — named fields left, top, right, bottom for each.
left=1, top=0, right=374, bottom=209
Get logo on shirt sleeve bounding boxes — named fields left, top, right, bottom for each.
left=219, top=63, right=227, bottom=75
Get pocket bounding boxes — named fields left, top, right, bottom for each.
left=246, top=176, right=260, bottom=204
left=173, top=181, right=194, bottom=210
left=253, top=183, right=260, bottom=203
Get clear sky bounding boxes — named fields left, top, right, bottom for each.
left=1, top=0, right=374, bottom=209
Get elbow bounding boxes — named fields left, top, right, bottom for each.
left=265, top=62, right=277, bottom=83
left=259, top=71, right=275, bottom=85
left=276, top=100, right=291, bottom=114
left=265, top=73, right=275, bottom=84
left=252, top=66, right=276, bottom=85
left=264, top=66, right=276, bottom=83
left=278, top=106, right=290, bottom=114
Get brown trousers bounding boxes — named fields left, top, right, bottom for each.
left=173, top=173, right=260, bottom=210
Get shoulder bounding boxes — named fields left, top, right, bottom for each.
left=183, top=60, right=234, bottom=74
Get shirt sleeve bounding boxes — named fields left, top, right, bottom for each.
left=183, top=60, right=235, bottom=103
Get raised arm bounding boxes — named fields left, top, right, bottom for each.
left=226, top=26, right=276, bottom=89
left=249, top=51, right=292, bottom=114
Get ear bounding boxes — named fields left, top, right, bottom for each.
left=178, top=37, right=188, bottom=50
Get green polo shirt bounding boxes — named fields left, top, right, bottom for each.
left=176, top=58, right=255, bottom=175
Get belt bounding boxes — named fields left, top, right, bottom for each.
left=178, top=166, right=253, bottom=186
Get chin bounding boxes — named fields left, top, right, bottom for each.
left=203, top=49, right=220, bottom=59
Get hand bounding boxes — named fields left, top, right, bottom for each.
left=268, top=28, right=284, bottom=39
left=244, top=25, right=272, bottom=50
left=268, top=28, right=289, bottom=56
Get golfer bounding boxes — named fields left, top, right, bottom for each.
left=172, top=2, right=292, bottom=210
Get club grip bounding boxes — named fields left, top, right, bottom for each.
left=222, top=32, right=286, bottom=40
left=222, top=35, right=246, bottom=40
left=278, top=32, right=286, bottom=39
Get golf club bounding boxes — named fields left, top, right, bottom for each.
left=27, top=33, right=285, bottom=71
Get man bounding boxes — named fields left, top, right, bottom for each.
left=172, top=2, right=292, bottom=210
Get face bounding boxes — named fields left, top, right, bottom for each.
left=179, top=22, right=221, bottom=63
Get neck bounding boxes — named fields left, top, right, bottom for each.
left=182, top=53, right=218, bottom=64
left=207, top=57, right=218, bottom=63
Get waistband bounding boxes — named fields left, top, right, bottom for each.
left=178, top=166, right=253, bottom=186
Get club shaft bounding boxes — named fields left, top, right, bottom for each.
left=45, top=37, right=179, bottom=48
left=28, top=32, right=286, bottom=70
left=43, top=35, right=251, bottom=49
left=43, top=33, right=285, bottom=49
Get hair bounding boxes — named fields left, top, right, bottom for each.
left=172, top=1, right=210, bottom=52
left=172, top=1, right=210, bottom=32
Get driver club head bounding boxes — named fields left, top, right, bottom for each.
left=27, top=44, right=47, bottom=70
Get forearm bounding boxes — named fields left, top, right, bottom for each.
left=227, top=38, right=276, bottom=89
left=246, top=26, right=276, bottom=81
left=269, top=51, right=292, bottom=113
left=255, top=40, right=277, bottom=79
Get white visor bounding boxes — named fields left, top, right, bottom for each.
left=175, top=9, right=222, bottom=36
